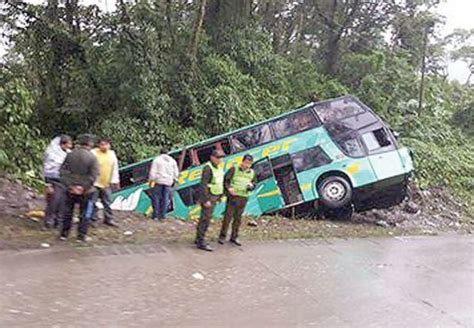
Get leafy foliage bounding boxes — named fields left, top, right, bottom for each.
left=0, top=0, right=472, bottom=206
left=0, top=75, right=46, bottom=186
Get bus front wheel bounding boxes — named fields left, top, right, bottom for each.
left=318, top=176, right=352, bottom=209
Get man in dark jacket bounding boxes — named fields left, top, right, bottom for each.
left=195, top=149, right=226, bottom=251
left=59, top=134, right=99, bottom=242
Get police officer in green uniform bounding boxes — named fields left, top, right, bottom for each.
left=218, top=154, right=256, bottom=246
left=196, top=149, right=226, bottom=251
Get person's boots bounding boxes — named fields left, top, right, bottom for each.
left=230, top=238, right=242, bottom=246
left=196, top=241, right=214, bottom=252
left=104, top=220, right=118, bottom=227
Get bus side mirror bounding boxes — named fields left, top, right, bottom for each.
left=391, top=129, right=400, bottom=140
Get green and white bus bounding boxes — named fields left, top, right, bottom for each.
left=111, top=95, right=413, bottom=220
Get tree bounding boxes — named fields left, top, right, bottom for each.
left=204, top=0, right=252, bottom=47
left=447, top=29, right=474, bottom=85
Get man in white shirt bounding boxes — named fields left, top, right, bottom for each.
left=43, top=135, right=73, bottom=229
left=148, top=149, right=179, bottom=220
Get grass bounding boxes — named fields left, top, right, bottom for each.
left=2, top=210, right=470, bottom=251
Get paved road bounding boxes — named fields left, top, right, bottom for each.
left=0, top=234, right=473, bottom=327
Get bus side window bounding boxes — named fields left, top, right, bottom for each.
left=272, top=109, right=319, bottom=139
left=252, top=159, right=273, bottom=182
left=216, top=138, right=231, bottom=155
left=169, top=151, right=181, bottom=168
left=119, top=169, right=134, bottom=189
left=291, top=146, right=332, bottom=172
left=172, top=150, right=193, bottom=171
left=119, top=161, right=152, bottom=189
left=194, top=139, right=232, bottom=165
left=337, top=135, right=365, bottom=157
left=196, top=144, right=215, bottom=165
left=314, top=98, right=365, bottom=123
left=177, top=184, right=201, bottom=206
left=231, top=124, right=273, bottom=152
left=361, top=128, right=394, bottom=153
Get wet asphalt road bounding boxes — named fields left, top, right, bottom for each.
left=0, top=234, right=473, bottom=328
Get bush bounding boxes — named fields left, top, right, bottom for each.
left=0, top=77, right=46, bottom=186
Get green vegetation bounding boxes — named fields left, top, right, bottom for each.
left=0, top=0, right=472, bottom=206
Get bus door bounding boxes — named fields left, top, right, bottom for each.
left=252, top=157, right=284, bottom=213
left=360, top=125, right=404, bottom=180
left=270, top=154, right=304, bottom=205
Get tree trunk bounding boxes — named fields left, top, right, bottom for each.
left=324, top=0, right=340, bottom=76
left=190, top=0, right=207, bottom=61
left=204, top=0, right=252, bottom=46
left=46, top=0, right=64, bottom=109
left=165, top=0, right=175, bottom=47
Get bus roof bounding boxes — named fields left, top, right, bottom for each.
left=124, top=95, right=354, bottom=168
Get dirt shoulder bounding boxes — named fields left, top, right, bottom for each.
left=0, top=177, right=472, bottom=251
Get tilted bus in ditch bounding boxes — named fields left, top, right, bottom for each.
left=111, top=95, right=414, bottom=220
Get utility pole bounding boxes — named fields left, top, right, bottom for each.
left=417, top=25, right=429, bottom=112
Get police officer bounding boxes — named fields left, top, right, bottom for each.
left=195, top=149, right=226, bottom=251
left=218, top=154, right=256, bottom=246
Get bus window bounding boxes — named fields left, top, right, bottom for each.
left=177, top=184, right=201, bottom=206
left=326, top=112, right=378, bottom=140
left=291, top=146, right=332, bottom=172
left=339, top=112, right=378, bottom=130
left=336, top=134, right=366, bottom=157
left=272, top=109, right=320, bottom=139
left=253, top=158, right=273, bottom=182
left=218, top=138, right=232, bottom=155
left=361, top=128, right=394, bottom=153
left=196, top=144, right=215, bottom=164
left=119, top=161, right=152, bottom=189
left=195, top=139, right=231, bottom=165
left=172, top=149, right=193, bottom=171
left=231, top=124, right=273, bottom=152
left=315, top=98, right=365, bottom=123
left=169, top=151, right=181, bottom=167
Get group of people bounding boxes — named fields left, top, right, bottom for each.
left=43, top=134, right=257, bottom=251
left=147, top=148, right=256, bottom=252
left=43, top=134, right=120, bottom=242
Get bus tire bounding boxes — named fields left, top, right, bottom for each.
left=318, top=176, right=352, bottom=209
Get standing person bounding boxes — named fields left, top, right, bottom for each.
left=43, top=135, right=73, bottom=229
left=195, top=149, right=226, bottom=252
left=148, top=148, right=179, bottom=221
left=90, top=138, right=120, bottom=227
left=59, top=134, right=99, bottom=242
left=218, top=154, right=256, bottom=246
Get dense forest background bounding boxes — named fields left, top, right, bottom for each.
left=0, top=0, right=472, bottom=206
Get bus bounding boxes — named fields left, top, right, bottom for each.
left=111, top=95, right=414, bottom=220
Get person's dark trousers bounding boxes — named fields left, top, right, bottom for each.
left=220, top=195, right=248, bottom=241
left=90, top=187, right=114, bottom=223
left=151, top=184, right=172, bottom=220
left=44, top=177, right=65, bottom=228
left=196, top=194, right=220, bottom=246
left=61, top=192, right=93, bottom=239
